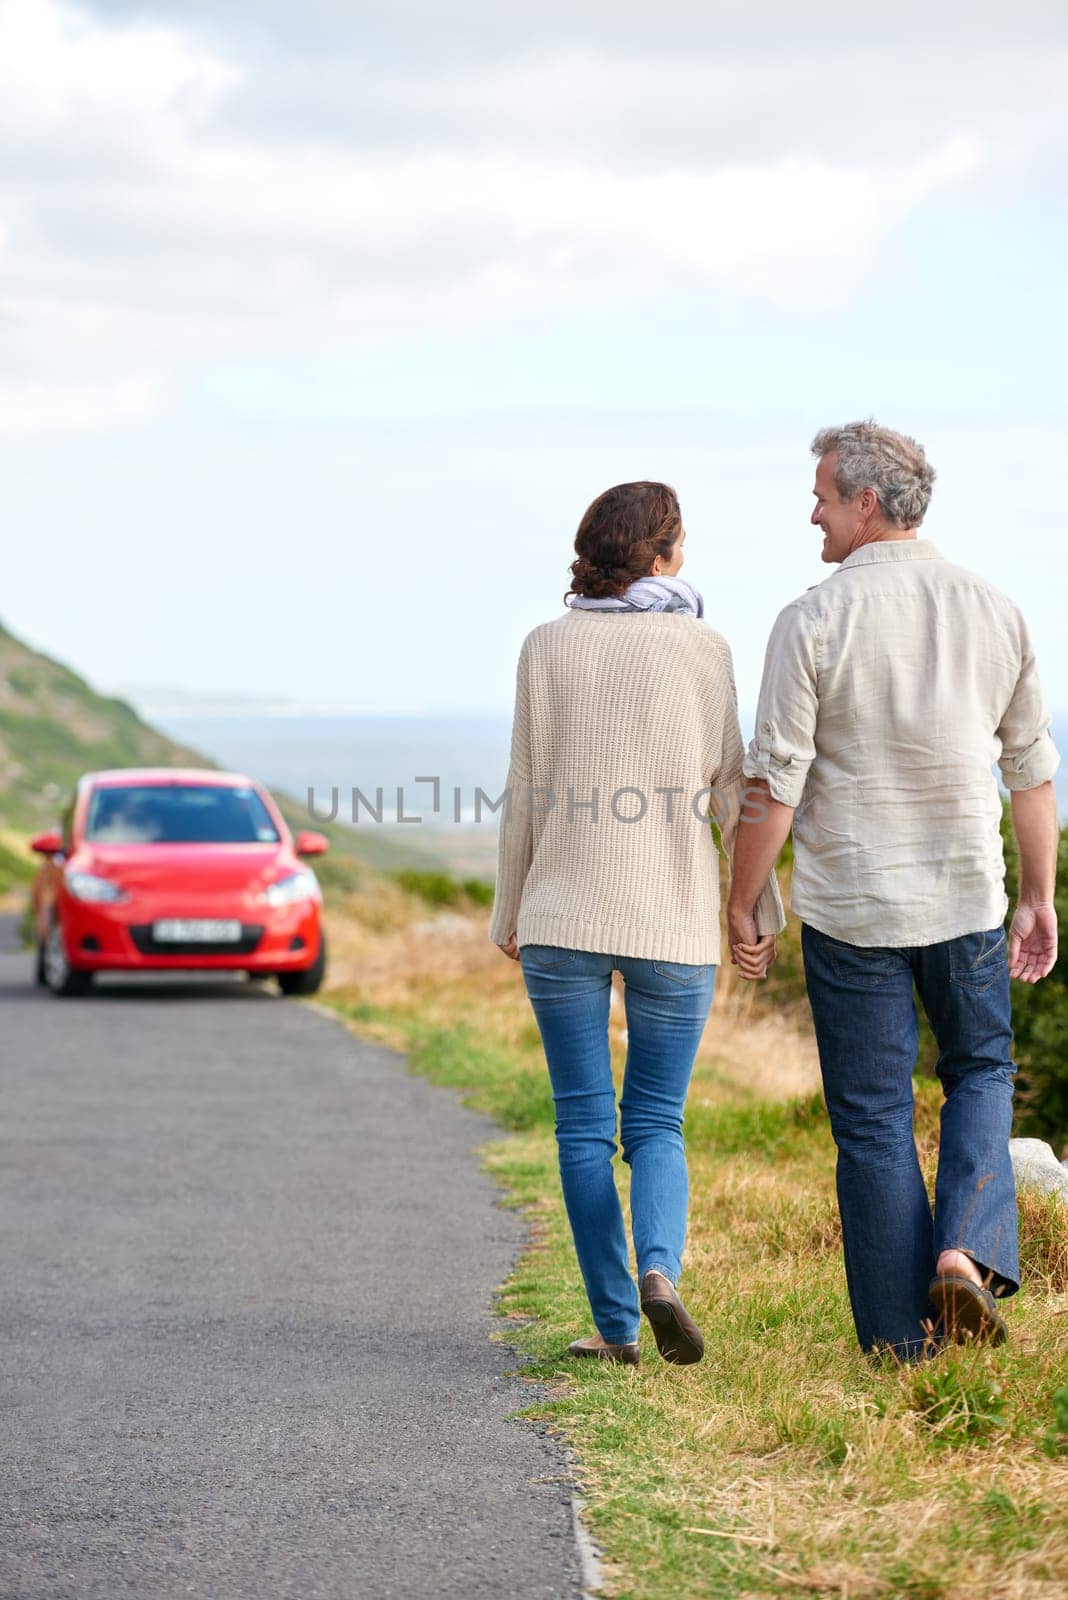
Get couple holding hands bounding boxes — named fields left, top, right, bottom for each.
left=489, top=419, right=1060, bottom=1366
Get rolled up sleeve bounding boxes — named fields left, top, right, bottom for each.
left=996, top=614, right=1061, bottom=791
left=709, top=642, right=787, bottom=939
left=743, top=603, right=818, bottom=808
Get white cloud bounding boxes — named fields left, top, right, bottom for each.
left=0, top=0, right=1063, bottom=434
left=0, top=375, right=162, bottom=433
left=0, top=0, right=236, bottom=133
left=225, top=44, right=1068, bottom=176
left=0, top=3, right=1005, bottom=418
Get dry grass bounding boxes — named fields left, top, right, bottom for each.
left=1018, top=1188, right=1068, bottom=1295
left=512, top=1102, right=1068, bottom=1600
left=319, top=888, right=1068, bottom=1600
left=320, top=892, right=821, bottom=1106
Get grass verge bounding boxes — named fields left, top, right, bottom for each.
left=318, top=972, right=1068, bottom=1600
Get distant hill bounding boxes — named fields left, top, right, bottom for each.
left=0, top=619, right=217, bottom=835
left=0, top=617, right=458, bottom=894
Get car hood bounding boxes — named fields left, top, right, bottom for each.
left=73, top=843, right=296, bottom=893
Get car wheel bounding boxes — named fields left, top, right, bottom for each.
left=277, top=931, right=326, bottom=996
left=42, top=919, right=94, bottom=997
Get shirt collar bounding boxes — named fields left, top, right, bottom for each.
left=835, top=537, right=941, bottom=572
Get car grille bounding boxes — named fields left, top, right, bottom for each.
left=129, top=924, right=266, bottom=956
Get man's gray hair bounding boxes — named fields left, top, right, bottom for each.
left=811, top=419, right=936, bottom=528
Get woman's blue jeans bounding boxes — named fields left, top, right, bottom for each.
left=518, top=944, right=716, bottom=1345
left=801, top=923, right=1019, bottom=1362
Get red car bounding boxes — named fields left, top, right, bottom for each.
left=30, top=768, right=329, bottom=998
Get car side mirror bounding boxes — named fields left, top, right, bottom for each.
left=30, top=829, right=65, bottom=857
left=294, top=830, right=329, bottom=857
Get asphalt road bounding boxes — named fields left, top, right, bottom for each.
left=0, top=914, right=583, bottom=1599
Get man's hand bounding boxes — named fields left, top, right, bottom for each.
left=1008, top=902, right=1058, bottom=983
left=496, top=933, right=520, bottom=962
left=1008, top=782, right=1058, bottom=983
left=727, top=904, right=777, bottom=981
left=727, top=904, right=758, bottom=954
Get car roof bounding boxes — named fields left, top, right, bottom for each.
left=81, top=769, right=263, bottom=790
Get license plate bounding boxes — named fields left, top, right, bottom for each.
left=152, top=919, right=243, bottom=942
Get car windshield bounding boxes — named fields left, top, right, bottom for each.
left=84, top=784, right=281, bottom=844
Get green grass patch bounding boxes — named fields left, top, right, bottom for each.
left=908, top=1359, right=1011, bottom=1447
left=685, top=1089, right=827, bottom=1160
left=334, top=1001, right=554, bottom=1131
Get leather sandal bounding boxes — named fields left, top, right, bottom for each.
left=639, top=1270, right=704, bottom=1365
left=566, top=1333, right=640, bottom=1365
left=928, top=1273, right=1008, bottom=1346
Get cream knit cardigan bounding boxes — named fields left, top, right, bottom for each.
left=488, top=609, right=786, bottom=965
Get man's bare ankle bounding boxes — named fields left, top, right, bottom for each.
left=936, top=1249, right=984, bottom=1288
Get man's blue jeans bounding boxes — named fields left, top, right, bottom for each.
left=801, top=923, right=1019, bottom=1361
left=519, top=945, right=716, bottom=1345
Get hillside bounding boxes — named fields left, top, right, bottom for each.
left=0, top=619, right=214, bottom=834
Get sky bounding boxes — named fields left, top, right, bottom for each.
left=2, top=0, right=1067, bottom=720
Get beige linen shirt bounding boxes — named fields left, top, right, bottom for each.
left=743, top=538, right=1060, bottom=947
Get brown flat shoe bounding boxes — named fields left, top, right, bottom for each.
left=928, top=1274, right=1008, bottom=1347
left=640, top=1270, right=704, bottom=1365
left=566, top=1333, right=640, bottom=1366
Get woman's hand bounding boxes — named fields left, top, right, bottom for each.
left=497, top=933, right=520, bottom=962
left=732, top=934, right=776, bottom=980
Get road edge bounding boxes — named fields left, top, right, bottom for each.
left=302, top=994, right=602, bottom=1598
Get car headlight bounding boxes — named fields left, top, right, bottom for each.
left=66, top=870, right=129, bottom=903
left=256, top=869, right=321, bottom=908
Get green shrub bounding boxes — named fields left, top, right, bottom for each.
left=391, top=868, right=495, bottom=910
left=1001, top=806, right=1068, bottom=1151
left=392, top=868, right=464, bottom=906
left=0, top=836, right=36, bottom=895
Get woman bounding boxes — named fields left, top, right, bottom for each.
left=489, top=481, right=784, bottom=1366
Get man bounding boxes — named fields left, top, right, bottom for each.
left=728, top=420, right=1060, bottom=1360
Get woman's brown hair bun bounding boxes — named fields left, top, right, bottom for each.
left=564, top=481, right=681, bottom=605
